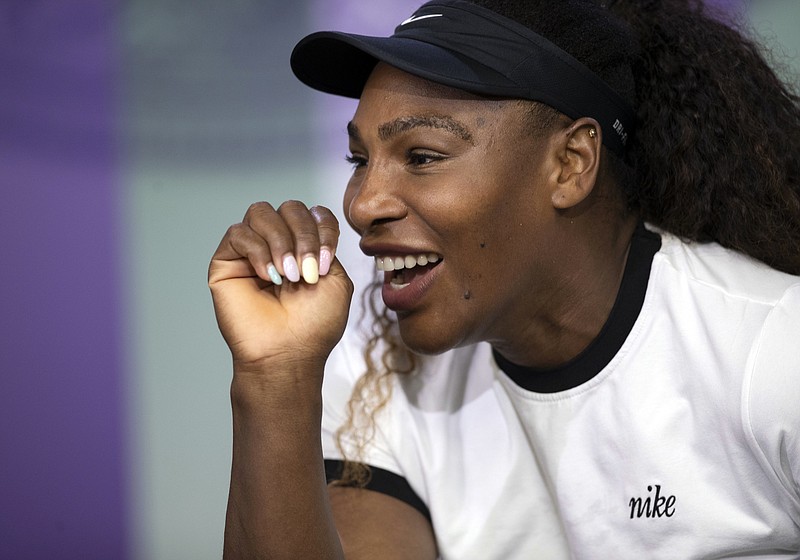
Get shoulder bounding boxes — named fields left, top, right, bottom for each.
left=742, top=280, right=800, bottom=507
left=322, top=324, right=495, bottom=443
left=646, top=230, right=800, bottom=508
left=650, top=226, right=800, bottom=305
left=744, top=282, right=800, bottom=438
left=324, top=324, right=491, bottom=400
left=647, top=228, right=800, bottom=463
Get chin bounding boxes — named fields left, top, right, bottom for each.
left=396, top=318, right=465, bottom=357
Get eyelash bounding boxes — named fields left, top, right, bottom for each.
left=344, top=154, right=367, bottom=169
left=344, top=151, right=444, bottom=169
left=407, top=152, right=443, bottom=166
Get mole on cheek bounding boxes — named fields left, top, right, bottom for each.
left=463, top=290, right=471, bottom=300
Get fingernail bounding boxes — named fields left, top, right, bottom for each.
left=319, top=248, right=332, bottom=276
left=266, top=263, right=282, bottom=285
left=282, top=254, right=300, bottom=283
left=302, top=256, right=319, bottom=285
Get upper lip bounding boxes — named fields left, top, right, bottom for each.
left=359, top=240, right=441, bottom=258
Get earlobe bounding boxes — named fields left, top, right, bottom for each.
left=551, top=118, right=601, bottom=210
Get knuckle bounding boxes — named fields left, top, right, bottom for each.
left=226, top=222, right=248, bottom=238
left=246, top=201, right=274, bottom=215
left=311, top=206, right=340, bottom=227
left=309, top=204, right=333, bottom=216
left=294, top=229, right=320, bottom=248
left=277, top=199, right=308, bottom=215
left=318, top=223, right=340, bottom=237
left=310, top=207, right=341, bottom=239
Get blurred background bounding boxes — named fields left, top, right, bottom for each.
left=0, top=1, right=797, bottom=558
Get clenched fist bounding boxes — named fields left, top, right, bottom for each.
left=209, top=200, right=354, bottom=375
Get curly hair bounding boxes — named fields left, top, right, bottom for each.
left=333, top=0, right=800, bottom=487
left=331, top=281, right=416, bottom=488
left=472, top=0, right=800, bottom=274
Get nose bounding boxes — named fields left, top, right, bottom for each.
left=344, top=163, right=407, bottom=235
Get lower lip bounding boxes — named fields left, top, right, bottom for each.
left=381, top=262, right=442, bottom=312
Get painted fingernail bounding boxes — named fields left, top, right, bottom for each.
left=266, top=263, right=283, bottom=285
left=282, top=254, right=300, bottom=283
left=319, top=248, right=332, bottom=276
left=302, top=256, right=319, bottom=284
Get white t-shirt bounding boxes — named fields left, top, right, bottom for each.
left=322, top=226, right=800, bottom=559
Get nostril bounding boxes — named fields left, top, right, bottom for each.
left=345, top=172, right=407, bottom=232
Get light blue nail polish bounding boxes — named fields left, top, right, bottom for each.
left=267, top=263, right=283, bottom=285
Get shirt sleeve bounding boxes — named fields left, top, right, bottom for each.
left=321, top=325, right=407, bottom=480
left=324, top=459, right=432, bottom=523
left=321, top=327, right=432, bottom=520
left=745, top=283, right=800, bottom=519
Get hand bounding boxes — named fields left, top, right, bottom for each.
left=208, top=201, right=354, bottom=372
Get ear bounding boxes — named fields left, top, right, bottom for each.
left=551, top=118, right=601, bottom=210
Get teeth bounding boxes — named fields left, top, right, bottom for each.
left=375, top=253, right=441, bottom=271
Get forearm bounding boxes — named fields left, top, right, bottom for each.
left=224, top=364, right=344, bottom=560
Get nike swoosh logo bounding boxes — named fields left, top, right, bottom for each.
left=399, top=13, right=443, bottom=26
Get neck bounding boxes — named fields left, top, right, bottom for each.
left=491, top=213, right=639, bottom=369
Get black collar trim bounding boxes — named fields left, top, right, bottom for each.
left=493, top=224, right=661, bottom=393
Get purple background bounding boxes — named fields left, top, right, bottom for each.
left=0, top=2, right=126, bottom=558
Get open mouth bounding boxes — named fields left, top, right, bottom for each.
left=375, top=253, right=442, bottom=288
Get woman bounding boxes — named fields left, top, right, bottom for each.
left=209, top=0, right=800, bottom=558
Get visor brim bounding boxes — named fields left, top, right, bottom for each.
left=290, top=31, right=520, bottom=99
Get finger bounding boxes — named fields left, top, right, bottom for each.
left=211, top=222, right=275, bottom=284
left=277, top=200, right=322, bottom=284
left=243, top=201, right=298, bottom=283
left=309, top=205, right=340, bottom=276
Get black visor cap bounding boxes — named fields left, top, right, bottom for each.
left=290, top=0, right=634, bottom=156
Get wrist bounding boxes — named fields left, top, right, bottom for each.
left=230, top=357, right=326, bottom=414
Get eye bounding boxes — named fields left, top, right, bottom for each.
left=407, top=150, right=444, bottom=167
left=345, top=154, right=367, bottom=170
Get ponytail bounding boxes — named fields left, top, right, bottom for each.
left=613, top=0, right=800, bottom=274
left=473, top=0, right=800, bottom=274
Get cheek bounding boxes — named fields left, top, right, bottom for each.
left=459, top=193, right=532, bottom=245
left=442, top=204, right=519, bottom=285
left=451, top=199, right=543, bottom=289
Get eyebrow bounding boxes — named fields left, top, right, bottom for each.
left=347, top=115, right=475, bottom=145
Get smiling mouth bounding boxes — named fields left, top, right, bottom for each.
left=374, top=253, right=442, bottom=287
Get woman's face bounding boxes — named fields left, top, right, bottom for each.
left=343, top=63, right=566, bottom=355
